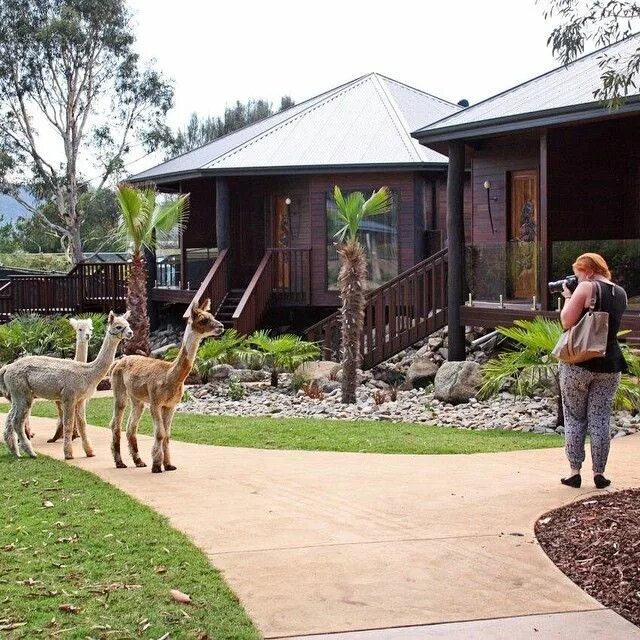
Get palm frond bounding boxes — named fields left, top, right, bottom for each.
left=332, top=186, right=391, bottom=243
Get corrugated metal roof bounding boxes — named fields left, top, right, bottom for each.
left=131, top=74, right=461, bottom=181
left=414, top=34, right=640, bottom=136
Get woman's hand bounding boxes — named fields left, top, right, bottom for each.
left=561, top=283, right=573, bottom=299
left=560, top=281, right=593, bottom=329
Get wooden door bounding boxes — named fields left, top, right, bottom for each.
left=272, top=196, right=290, bottom=289
left=509, top=170, right=538, bottom=299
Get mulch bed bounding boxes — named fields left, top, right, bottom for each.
left=536, top=489, right=640, bottom=627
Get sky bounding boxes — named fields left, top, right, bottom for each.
left=127, top=0, right=562, bottom=131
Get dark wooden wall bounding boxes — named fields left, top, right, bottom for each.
left=470, top=136, right=540, bottom=245
left=548, top=117, right=640, bottom=241
left=180, top=178, right=216, bottom=248
left=308, top=172, right=418, bottom=306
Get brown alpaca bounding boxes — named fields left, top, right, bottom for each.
left=109, top=298, right=223, bottom=473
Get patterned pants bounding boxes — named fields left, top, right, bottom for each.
left=559, top=364, right=621, bottom=474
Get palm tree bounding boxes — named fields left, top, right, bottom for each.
left=248, top=330, right=320, bottom=387
left=117, top=184, right=188, bottom=356
left=332, top=186, right=392, bottom=403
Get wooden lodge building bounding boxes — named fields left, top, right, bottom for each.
left=128, top=73, right=469, bottom=366
left=414, top=34, right=640, bottom=359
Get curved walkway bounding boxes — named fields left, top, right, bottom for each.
left=5, top=415, right=640, bottom=639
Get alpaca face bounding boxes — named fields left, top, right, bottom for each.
left=70, top=318, right=93, bottom=343
left=107, top=312, right=134, bottom=341
left=191, top=298, right=224, bottom=338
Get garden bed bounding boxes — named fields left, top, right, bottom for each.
left=536, top=489, right=640, bottom=627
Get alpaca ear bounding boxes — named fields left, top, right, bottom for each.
left=199, top=298, right=211, bottom=312
left=122, top=310, right=131, bottom=320
left=87, top=319, right=93, bottom=328
left=69, top=318, right=78, bottom=329
left=108, top=310, right=115, bottom=325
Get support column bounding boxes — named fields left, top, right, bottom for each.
left=216, top=177, right=230, bottom=251
left=446, top=141, right=466, bottom=361
left=539, top=131, right=549, bottom=310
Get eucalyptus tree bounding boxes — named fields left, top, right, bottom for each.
left=541, top=0, right=640, bottom=106
left=0, top=0, right=174, bottom=263
left=117, top=184, right=188, bottom=356
left=332, top=186, right=392, bottom=404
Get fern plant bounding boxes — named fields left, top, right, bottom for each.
left=163, top=328, right=251, bottom=382
left=480, top=317, right=640, bottom=426
left=248, top=330, right=321, bottom=387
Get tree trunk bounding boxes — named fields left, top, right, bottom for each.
left=69, top=224, right=84, bottom=265
left=125, top=252, right=151, bottom=356
left=270, top=369, right=279, bottom=388
left=338, top=239, right=367, bottom=404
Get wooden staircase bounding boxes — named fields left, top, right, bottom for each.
left=215, top=288, right=246, bottom=329
left=305, top=249, right=448, bottom=370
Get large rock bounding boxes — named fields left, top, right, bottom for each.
left=406, top=356, right=439, bottom=389
left=434, top=361, right=482, bottom=404
left=207, top=364, right=234, bottom=380
left=370, top=364, right=405, bottom=386
left=295, top=360, right=341, bottom=381
left=230, top=369, right=268, bottom=382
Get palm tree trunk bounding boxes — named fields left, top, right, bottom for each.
left=271, top=369, right=279, bottom=387
left=338, top=239, right=366, bottom=404
left=125, top=251, right=151, bottom=356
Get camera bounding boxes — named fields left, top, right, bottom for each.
left=548, top=275, right=579, bottom=295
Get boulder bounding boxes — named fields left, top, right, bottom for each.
left=207, top=364, right=234, bottom=380
left=370, top=364, right=405, bottom=386
left=295, top=360, right=341, bottom=381
left=150, top=343, right=179, bottom=359
left=406, top=355, right=439, bottom=389
left=335, top=367, right=367, bottom=385
left=434, top=361, right=482, bottom=404
left=230, top=369, right=268, bottom=382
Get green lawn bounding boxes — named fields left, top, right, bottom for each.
left=0, top=455, right=259, bottom=640
left=1, top=397, right=564, bottom=455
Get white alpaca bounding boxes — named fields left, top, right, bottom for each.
left=1, top=311, right=132, bottom=460
left=47, top=318, right=93, bottom=443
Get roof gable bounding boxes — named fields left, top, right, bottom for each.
left=132, top=74, right=461, bottom=182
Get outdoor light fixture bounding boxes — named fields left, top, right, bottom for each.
left=285, top=197, right=291, bottom=206
left=483, top=180, right=497, bottom=233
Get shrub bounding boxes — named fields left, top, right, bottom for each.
left=372, top=389, right=387, bottom=405
left=301, top=380, right=324, bottom=400
left=290, top=371, right=311, bottom=391
left=227, top=379, right=246, bottom=401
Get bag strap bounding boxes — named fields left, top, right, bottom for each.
left=588, top=281, right=600, bottom=312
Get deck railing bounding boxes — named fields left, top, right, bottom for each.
left=305, top=248, right=448, bottom=369
left=232, top=247, right=311, bottom=335
left=183, top=248, right=230, bottom=318
left=232, top=251, right=274, bottom=335
left=0, top=263, right=129, bottom=321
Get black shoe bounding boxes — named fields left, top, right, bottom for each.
left=594, top=474, right=611, bottom=489
left=561, top=474, right=582, bottom=488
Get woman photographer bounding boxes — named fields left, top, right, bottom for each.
left=558, top=253, right=627, bottom=489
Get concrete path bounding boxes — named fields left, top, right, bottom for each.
left=5, top=415, right=640, bottom=639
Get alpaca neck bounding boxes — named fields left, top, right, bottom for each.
left=75, top=339, right=89, bottom=363
left=88, top=333, right=121, bottom=383
left=168, top=324, right=202, bottom=385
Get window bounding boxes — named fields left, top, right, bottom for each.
left=326, top=190, right=398, bottom=290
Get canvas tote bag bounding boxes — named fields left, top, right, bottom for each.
left=552, top=281, right=609, bottom=364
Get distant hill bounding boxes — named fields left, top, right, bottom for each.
left=0, top=190, right=35, bottom=223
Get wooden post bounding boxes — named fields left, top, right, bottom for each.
left=447, top=141, right=466, bottom=361
left=539, top=131, right=549, bottom=310
left=216, top=177, right=230, bottom=251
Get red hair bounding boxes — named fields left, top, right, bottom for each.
left=573, top=253, right=611, bottom=280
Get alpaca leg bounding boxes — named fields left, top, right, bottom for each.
left=15, top=399, right=36, bottom=458
left=48, top=401, right=65, bottom=443
left=109, top=397, right=128, bottom=469
left=61, top=397, right=76, bottom=460
left=149, top=405, right=166, bottom=474
left=25, top=416, right=34, bottom=440
left=4, top=404, right=19, bottom=456
left=126, top=400, right=147, bottom=468
left=74, top=401, right=94, bottom=458
left=161, top=405, right=177, bottom=471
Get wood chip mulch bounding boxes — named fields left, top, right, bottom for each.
left=535, top=489, right=640, bottom=627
